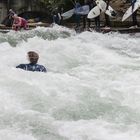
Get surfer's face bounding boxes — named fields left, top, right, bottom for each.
left=27, top=51, right=39, bottom=64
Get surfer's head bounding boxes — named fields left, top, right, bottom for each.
left=27, top=51, right=39, bottom=64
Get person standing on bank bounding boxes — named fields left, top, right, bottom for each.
left=59, top=6, right=64, bottom=25
left=2, top=9, right=16, bottom=27
left=130, top=0, right=138, bottom=28
left=83, top=0, right=92, bottom=30
left=52, top=8, right=62, bottom=25
left=16, top=51, right=47, bottom=72
left=104, top=0, right=111, bottom=27
left=74, top=0, right=81, bottom=29
left=93, top=0, right=101, bottom=31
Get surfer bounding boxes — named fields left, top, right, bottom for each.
left=52, top=8, right=62, bottom=25
left=12, top=14, right=28, bottom=31
left=104, top=0, right=111, bottom=27
left=130, top=0, right=138, bottom=28
left=93, top=0, right=101, bottom=31
left=74, top=0, right=81, bottom=28
left=2, top=9, right=16, bottom=27
left=16, top=51, right=47, bottom=73
left=59, top=6, right=64, bottom=25
left=83, top=0, right=93, bottom=30
left=9, top=9, right=16, bottom=27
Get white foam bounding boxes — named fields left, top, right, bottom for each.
left=0, top=26, right=140, bottom=139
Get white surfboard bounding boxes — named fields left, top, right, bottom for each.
left=96, top=0, right=116, bottom=18
left=76, top=5, right=90, bottom=15
left=122, top=1, right=140, bottom=22
left=96, top=0, right=107, bottom=12
left=105, top=6, right=117, bottom=18
left=62, top=5, right=90, bottom=20
left=61, top=9, right=74, bottom=20
left=87, top=6, right=101, bottom=19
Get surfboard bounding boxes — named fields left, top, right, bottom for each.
left=105, top=6, right=117, bottom=18
left=96, top=0, right=107, bottom=12
left=62, top=5, right=90, bottom=20
left=122, top=1, right=140, bottom=22
left=87, top=6, right=101, bottom=19
left=0, top=29, right=11, bottom=33
left=96, top=0, right=116, bottom=18
left=76, top=5, right=90, bottom=15
left=61, top=9, right=74, bottom=20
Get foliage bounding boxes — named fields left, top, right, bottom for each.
left=38, top=0, right=66, bottom=10
left=37, top=0, right=84, bottom=11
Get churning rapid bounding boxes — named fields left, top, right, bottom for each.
left=0, top=25, right=140, bottom=140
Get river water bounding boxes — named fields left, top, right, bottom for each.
left=0, top=25, right=140, bottom=140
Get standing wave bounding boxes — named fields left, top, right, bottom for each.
left=0, top=26, right=140, bottom=140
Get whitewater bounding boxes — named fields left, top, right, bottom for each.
left=0, top=25, right=140, bottom=140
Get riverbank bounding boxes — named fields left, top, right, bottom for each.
left=0, top=18, right=139, bottom=34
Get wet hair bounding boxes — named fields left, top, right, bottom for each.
left=27, top=51, right=39, bottom=64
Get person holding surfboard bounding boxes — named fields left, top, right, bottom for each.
left=124, top=0, right=138, bottom=28
left=104, top=0, right=111, bottom=27
left=2, top=9, right=16, bottom=27
left=93, top=0, right=101, bottom=31
left=7, top=9, right=15, bottom=27
left=52, top=8, right=62, bottom=25
left=130, top=0, right=138, bottom=28
left=83, top=0, right=92, bottom=30
left=74, top=0, right=81, bottom=28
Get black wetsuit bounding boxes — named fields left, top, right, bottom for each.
left=83, top=0, right=92, bottom=29
left=74, top=2, right=81, bottom=28
left=131, top=0, right=138, bottom=26
left=16, top=63, right=47, bottom=72
left=104, top=0, right=111, bottom=27
left=93, top=0, right=101, bottom=31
